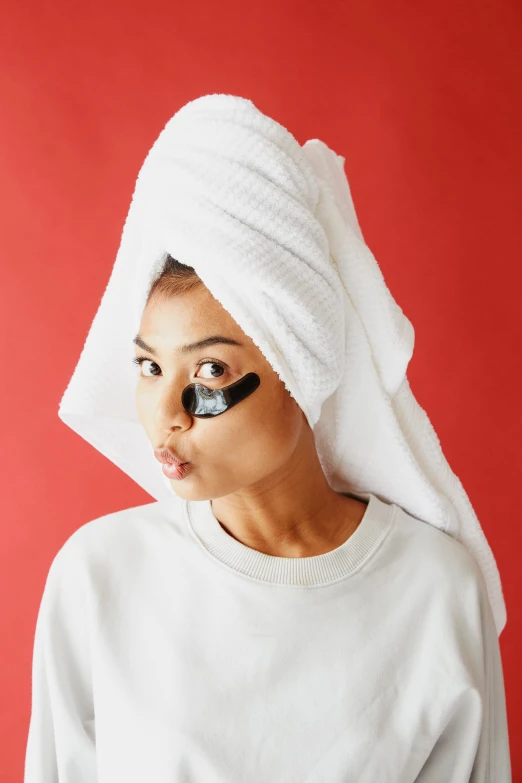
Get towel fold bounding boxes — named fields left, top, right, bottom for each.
left=58, top=93, right=507, bottom=636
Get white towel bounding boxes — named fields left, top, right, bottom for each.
left=58, top=93, right=507, bottom=636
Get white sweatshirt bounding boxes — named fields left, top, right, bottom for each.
left=24, top=492, right=511, bottom=782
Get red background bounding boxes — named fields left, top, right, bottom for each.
left=1, top=0, right=520, bottom=778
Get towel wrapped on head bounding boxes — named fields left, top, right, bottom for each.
left=58, top=92, right=507, bottom=637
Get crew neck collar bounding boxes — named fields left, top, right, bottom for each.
left=185, top=492, right=395, bottom=586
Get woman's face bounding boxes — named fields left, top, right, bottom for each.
left=134, top=283, right=306, bottom=501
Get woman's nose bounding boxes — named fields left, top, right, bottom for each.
left=153, top=379, right=192, bottom=431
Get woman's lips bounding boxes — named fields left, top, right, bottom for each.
left=161, top=461, right=192, bottom=480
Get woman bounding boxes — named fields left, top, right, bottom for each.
left=24, top=94, right=511, bottom=781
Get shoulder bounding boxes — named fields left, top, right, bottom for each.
left=381, top=502, right=497, bottom=674
left=392, top=501, right=483, bottom=574
left=48, top=498, right=188, bottom=578
left=386, top=500, right=487, bottom=604
left=34, top=499, right=190, bottom=640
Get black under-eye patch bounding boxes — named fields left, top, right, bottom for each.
left=181, top=372, right=261, bottom=418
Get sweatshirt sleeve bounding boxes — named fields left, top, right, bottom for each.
left=415, top=561, right=512, bottom=783
left=24, top=534, right=98, bottom=782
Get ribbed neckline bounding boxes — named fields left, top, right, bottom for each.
left=185, top=492, right=395, bottom=586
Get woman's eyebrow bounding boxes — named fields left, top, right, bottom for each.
left=133, top=334, right=243, bottom=354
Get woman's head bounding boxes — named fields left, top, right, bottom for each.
left=134, top=254, right=308, bottom=502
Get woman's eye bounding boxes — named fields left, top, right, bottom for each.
left=132, top=357, right=161, bottom=377
left=195, top=360, right=226, bottom=380
left=132, top=357, right=227, bottom=381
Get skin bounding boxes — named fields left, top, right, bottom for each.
left=134, top=283, right=369, bottom=558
